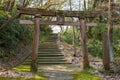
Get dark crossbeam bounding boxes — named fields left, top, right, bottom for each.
left=18, top=8, right=101, bottom=18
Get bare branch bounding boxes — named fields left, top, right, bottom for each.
left=7, top=0, right=15, bottom=12
left=0, top=0, right=29, bottom=30
left=22, top=0, right=29, bottom=7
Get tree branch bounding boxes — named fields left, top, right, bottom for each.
left=0, top=13, right=21, bottom=30
left=7, top=0, right=15, bottom=12
left=0, top=0, right=30, bottom=30
left=22, top=0, right=29, bottom=7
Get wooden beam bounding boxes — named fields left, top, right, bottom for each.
left=20, top=20, right=97, bottom=26
left=18, top=8, right=101, bottom=18
left=79, top=19, right=89, bottom=69
left=31, top=15, right=40, bottom=73
left=113, top=25, right=120, bottom=28
left=20, top=20, right=34, bottom=24
left=111, top=2, right=120, bottom=5
left=86, top=23, right=97, bottom=27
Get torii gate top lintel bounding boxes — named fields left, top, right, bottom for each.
left=18, top=8, right=100, bottom=26
left=18, top=8, right=101, bottom=18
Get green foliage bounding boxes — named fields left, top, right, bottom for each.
left=0, top=0, right=53, bottom=61
left=13, top=65, right=31, bottom=72
left=113, top=28, right=120, bottom=57
left=87, top=39, right=102, bottom=58
left=86, top=23, right=107, bottom=58
left=61, top=28, right=73, bottom=44
left=40, top=25, right=53, bottom=41
left=0, top=18, right=33, bottom=60
left=0, top=2, right=11, bottom=18
left=113, top=41, right=120, bottom=57
left=0, top=76, right=46, bottom=80
left=12, top=65, right=46, bottom=80
left=87, top=23, right=107, bottom=40
left=0, top=18, right=52, bottom=61
left=0, top=10, right=11, bottom=18
left=61, top=27, right=81, bottom=46
left=61, top=22, right=120, bottom=59
left=73, top=70, right=102, bottom=80
left=61, top=23, right=107, bottom=58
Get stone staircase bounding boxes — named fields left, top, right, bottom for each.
left=13, top=34, right=77, bottom=80
left=22, top=33, right=69, bottom=66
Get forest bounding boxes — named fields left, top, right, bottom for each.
left=0, top=0, right=120, bottom=80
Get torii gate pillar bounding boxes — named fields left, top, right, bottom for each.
left=31, top=14, right=41, bottom=73
left=79, top=19, right=89, bottom=69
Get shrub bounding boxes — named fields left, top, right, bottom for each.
left=0, top=18, right=33, bottom=60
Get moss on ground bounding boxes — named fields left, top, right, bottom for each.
left=0, top=65, right=46, bottom=80
left=0, top=77, right=45, bottom=80
left=73, top=70, right=102, bottom=80
left=13, top=65, right=31, bottom=72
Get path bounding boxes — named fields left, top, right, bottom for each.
left=38, top=65, right=80, bottom=80
left=20, top=33, right=81, bottom=80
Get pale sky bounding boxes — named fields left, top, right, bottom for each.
left=51, top=26, right=69, bottom=33
left=52, top=26, right=61, bottom=33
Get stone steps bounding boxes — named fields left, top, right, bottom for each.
left=21, top=33, right=70, bottom=66
left=38, top=49, right=61, bottom=52
left=24, top=59, right=66, bottom=62
left=29, top=56, right=64, bottom=59
left=39, top=44, right=59, bottom=48
left=22, top=62, right=68, bottom=65
left=38, top=52, right=62, bottom=54
left=39, top=46, right=56, bottom=48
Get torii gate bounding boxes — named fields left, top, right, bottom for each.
left=18, top=8, right=101, bottom=72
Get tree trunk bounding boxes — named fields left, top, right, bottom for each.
left=7, top=0, right=15, bottom=12
left=40, top=0, right=43, bottom=6
left=73, top=26, right=76, bottom=54
left=31, top=15, right=40, bottom=73
left=84, top=0, right=86, bottom=10
left=69, top=0, right=76, bottom=54
left=79, top=19, right=89, bottom=69
left=102, top=32, right=110, bottom=70
left=108, top=0, right=114, bottom=61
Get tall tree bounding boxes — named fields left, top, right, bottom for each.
left=108, top=0, right=115, bottom=61
left=92, top=0, right=115, bottom=61
left=84, top=0, right=86, bottom=10
left=69, top=0, right=76, bottom=54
